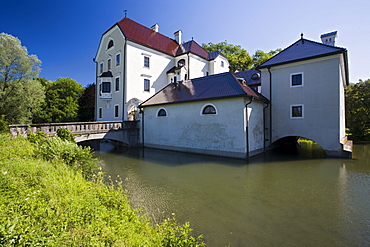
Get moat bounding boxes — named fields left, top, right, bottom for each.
left=86, top=141, right=370, bottom=246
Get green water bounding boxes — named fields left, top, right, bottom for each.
left=90, top=141, right=370, bottom=246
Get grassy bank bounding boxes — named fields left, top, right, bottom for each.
left=0, top=134, right=204, bottom=246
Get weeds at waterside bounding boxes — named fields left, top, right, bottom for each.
left=0, top=134, right=205, bottom=246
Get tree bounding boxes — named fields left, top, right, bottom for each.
left=252, top=49, right=282, bottom=68
left=0, top=33, right=44, bottom=128
left=34, top=78, right=84, bottom=123
left=202, top=41, right=281, bottom=72
left=202, top=41, right=253, bottom=72
left=345, top=79, right=370, bottom=140
left=78, top=83, right=95, bottom=122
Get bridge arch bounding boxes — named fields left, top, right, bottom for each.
left=271, top=135, right=327, bottom=157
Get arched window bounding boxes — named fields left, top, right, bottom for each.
left=201, top=104, right=217, bottom=115
left=107, top=40, right=114, bottom=49
left=157, top=108, right=167, bottom=117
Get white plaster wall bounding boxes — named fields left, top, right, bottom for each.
left=125, top=41, right=175, bottom=120
left=260, top=55, right=345, bottom=153
left=143, top=98, right=264, bottom=158
left=211, top=55, right=230, bottom=75
left=247, top=99, right=265, bottom=155
left=95, top=26, right=125, bottom=121
left=188, top=54, right=209, bottom=78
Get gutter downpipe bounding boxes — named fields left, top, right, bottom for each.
left=268, top=67, right=272, bottom=148
left=263, top=102, right=270, bottom=153
left=123, top=38, right=127, bottom=120
left=139, top=107, right=144, bottom=147
left=245, top=96, right=253, bottom=160
left=92, top=58, right=98, bottom=121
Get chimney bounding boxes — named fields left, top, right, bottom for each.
left=320, top=31, right=337, bottom=46
left=174, top=30, right=182, bottom=44
left=151, top=23, right=159, bottom=32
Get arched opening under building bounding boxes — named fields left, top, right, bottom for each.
left=270, top=136, right=327, bottom=159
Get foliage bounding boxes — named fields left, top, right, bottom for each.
left=27, top=130, right=46, bottom=143
left=252, top=49, right=282, bottom=68
left=56, top=128, right=75, bottom=143
left=0, top=134, right=205, bottom=246
left=202, top=41, right=281, bottom=72
left=34, top=77, right=84, bottom=123
left=202, top=41, right=253, bottom=72
left=34, top=136, right=97, bottom=178
left=0, top=33, right=44, bottom=127
left=78, top=83, right=96, bottom=122
left=345, top=79, right=370, bottom=140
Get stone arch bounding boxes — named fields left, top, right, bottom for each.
left=271, top=135, right=327, bottom=157
left=127, top=98, right=142, bottom=121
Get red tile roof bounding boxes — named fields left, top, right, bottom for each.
left=117, top=18, right=179, bottom=56
left=116, top=18, right=211, bottom=59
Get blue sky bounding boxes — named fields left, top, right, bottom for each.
left=1, top=0, right=369, bottom=87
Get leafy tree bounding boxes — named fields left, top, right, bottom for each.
left=345, top=79, right=370, bottom=140
left=202, top=41, right=253, bottom=72
left=34, top=78, right=84, bottom=123
left=78, top=83, right=95, bottom=122
left=0, top=33, right=44, bottom=128
left=202, top=41, right=281, bottom=72
left=252, top=49, right=282, bottom=68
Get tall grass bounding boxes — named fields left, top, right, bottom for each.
left=0, top=134, right=204, bottom=246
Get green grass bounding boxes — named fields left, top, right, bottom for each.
left=0, top=134, right=204, bottom=246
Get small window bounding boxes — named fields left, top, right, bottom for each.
left=102, top=82, right=111, bottom=93
left=114, top=105, right=119, bottom=118
left=291, top=73, right=303, bottom=87
left=202, top=104, right=217, bottom=115
left=177, top=59, right=185, bottom=67
left=157, top=108, right=167, bottom=117
left=98, top=108, right=102, bottom=118
left=115, top=77, right=119, bottom=91
left=221, top=61, right=224, bottom=67
left=144, top=56, right=150, bottom=68
left=99, top=63, right=103, bottom=74
left=107, top=58, right=111, bottom=70
left=116, top=53, right=120, bottom=66
left=107, top=40, right=114, bottom=49
left=144, top=79, right=150, bottom=92
left=291, top=104, right=304, bottom=119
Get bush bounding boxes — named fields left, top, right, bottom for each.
left=56, top=128, right=75, bottom=142
left=27, top=130, right=46, bottom=143
left=34, top=136, right=98, bottom=178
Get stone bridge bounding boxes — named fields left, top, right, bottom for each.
left=9, top=121, right=140, bottom=146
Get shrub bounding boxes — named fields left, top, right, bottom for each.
left=56, top=128, right=75, bottom=142
left=34, top=136, right=98, bottom=178
left=27, top=130, right=46, bottom=143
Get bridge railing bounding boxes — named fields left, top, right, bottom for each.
left=9, top=121, right=139, bottom=137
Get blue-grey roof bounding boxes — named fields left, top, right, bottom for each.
left=321, top=31, right=337, bottom=38
left=234, top=69, right=261, bottom=86
left=140, top=72, right=268, bottom=107
left=257, top=38, right=346, bottom=69
left=209, top=51, right=221, bottom=60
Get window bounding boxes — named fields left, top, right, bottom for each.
left=115, top=77, right=119, bottom=91
left=102, top=82, right=111, bottom=93
left=291, top=73, right=303, bottom=87
left=99, top=63, right=103, bottom=74
left=107, top=40, right=114, bottom=49
left=114, top=105, right=119, bottom=118
left=144, top=56, right=150, bottom=68
left=144, top=79, right=150, bottom=92
left=291, top=104, right=304, bottom=119
left=201, top=104, right=217, bottom=115
left=116, top=53, right=120, bottom=66
left=98, top=108, right=102, bottom=118
left=157, top=108, right=167, bottom=117
left=221, top=61, right=224, bottom=67
left=107, top=58, right=111, bottom=70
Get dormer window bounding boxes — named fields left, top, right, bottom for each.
left=177, top=59, right=185, bottom=67
left=107, top=40, right=114, bottom=49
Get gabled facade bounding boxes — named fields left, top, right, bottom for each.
left=257, top=37, right=351, bottom=157
left=94, top=18, right=229, bottom=121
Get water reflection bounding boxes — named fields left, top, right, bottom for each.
left=86, top=140, right=370, bottom=247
